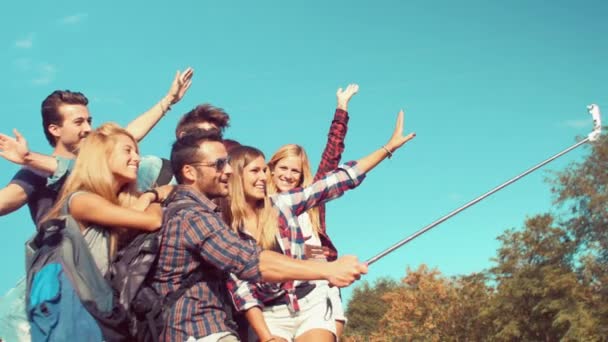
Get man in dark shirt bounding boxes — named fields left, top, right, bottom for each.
left=0, top=69, right=194, bottom=225
left=154, top=130, right=367, bottom=341
left=0, top=90, right=93, bottom=226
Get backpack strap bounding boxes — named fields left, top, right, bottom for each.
left=61, top=191, right=89, bottom=216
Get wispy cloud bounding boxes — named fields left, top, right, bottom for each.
left=31, top=63, right=57, bottom=85
left=60, top=13, right=88, bottom=25
left=562, top=119, right=590, bottom=129
left=15, top=34, right=34, bottom=49
left=13, top=58, right=32, bottom=71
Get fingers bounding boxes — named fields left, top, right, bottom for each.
left=345, top=83, right=359, bottom=95
left=13, top=129, right=25, bottom=143
left=394, top=109, right=404, bottom=134
left=180, top=67, right=194, bottom=82
left=403, top=132, right=416, bottom=144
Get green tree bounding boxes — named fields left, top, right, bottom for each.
left=551, top=133, right=608, bottom=336
left=483, top=214, right=599, bottom=341
left=344, top=277, right=400, bottom=340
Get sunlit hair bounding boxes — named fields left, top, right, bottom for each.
left=43, top=122, right=140, bottom=257
left=175, top=103, right=230, bottom=138
left=223, top=146, right=278, bottom=250
left=267, top=144, right=321, bottom=236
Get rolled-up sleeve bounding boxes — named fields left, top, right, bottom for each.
left=183, top=212, right=263, bottom=283
left=227, top=274, right=263, bottom=312
left=273, top=161, right=366, bottom=217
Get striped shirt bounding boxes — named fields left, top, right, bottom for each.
left=152, top=186, right=262, bottom=341
left=227, top=162, right=365, bottom=313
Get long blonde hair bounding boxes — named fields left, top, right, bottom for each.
left=43, top=122, right=140, bottom=257
left=267, top=144, right=321, bottom=236
left=224, top=146, right=278, bottom=250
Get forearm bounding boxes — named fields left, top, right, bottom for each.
left=315, top=108, right=348, bottom=180
left=125, top=96, right=172, bottom=142
left=23, top=152, right=58, bottom=174
left=259, top=250, right=328, bottom=283
left=245, top=307, right=273, bottom=341
left=355, top=146, right=393, bottom=175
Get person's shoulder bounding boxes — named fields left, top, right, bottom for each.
left=10, top=166, right=48, bottom=189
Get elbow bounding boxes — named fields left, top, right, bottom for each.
left=142, top=213, right=163, bottom=231
left=0, top=200, right=18, bottom=216
left=149, top=215, right=163, bottom=231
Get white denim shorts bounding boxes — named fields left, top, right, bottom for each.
left=328, top=286, right=346, bottom=323
left=262, top=284, right=336, bottom=340
left=186, top=331, right=239, bottom=342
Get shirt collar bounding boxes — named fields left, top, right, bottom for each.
left=168, top=185, right=221, bottom=213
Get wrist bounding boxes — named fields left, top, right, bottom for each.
left=21, top=150, right=32, bottom=165
left=382, top=145, right=394, bottom=159
left=159, top=97, right=172, bottom=115
left=143, top=189, right=160, bottom=203
left=320, top=262, right=334, bottom=281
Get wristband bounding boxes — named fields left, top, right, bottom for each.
left=382, top=145, right=393, bottom=159
left=144, top=189, right=160, bottom=203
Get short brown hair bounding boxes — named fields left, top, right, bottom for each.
left=41, top=90, right=89, bottom=146
left=175, top=104, right=230, bottom=138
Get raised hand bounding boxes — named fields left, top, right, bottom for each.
left=336, top=83, right=359, bottom=111
left=165, top=67, right=194, bottom=106
left=385, top=109, right=416, bottom=154
left=0, top=129, right=30, bottom=165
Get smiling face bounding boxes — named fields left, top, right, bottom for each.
left=271, top=155, right=303, bottom=192
left=242, top=156, right=268, bottom=202
left=52, top=104, right=93, bottom=153
left=192, top=141, right=234, bottom=199
left=108, top=134, right=140, bottom=185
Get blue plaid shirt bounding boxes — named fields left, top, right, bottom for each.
left=151, top=186, right=262, bottom=341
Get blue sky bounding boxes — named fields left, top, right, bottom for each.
left=1, top=0, right=607, bottom=304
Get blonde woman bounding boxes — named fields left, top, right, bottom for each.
left=266, top=85, right=358, bottom=338
left=226, top=110, right=415, bottom=342
left=43, top=123, right=166, bottom=274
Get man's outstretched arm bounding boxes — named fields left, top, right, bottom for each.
left=0, top=129, right=57, bottom=174
left=0, top=184, right=28, bottom=216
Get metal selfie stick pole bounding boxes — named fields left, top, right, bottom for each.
left=366, top=104, right=603, bottom=266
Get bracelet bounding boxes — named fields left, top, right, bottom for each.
left=143, top=189, right=160, bottom=203
left=159, top=98, right=172, bottom=115
left=382, top=145, right=393, bottom=159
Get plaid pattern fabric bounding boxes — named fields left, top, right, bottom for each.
left=227, top=162, right=365, bottom=313
left=314, top=108, right=349, bottom=261
left=152, top=186, right=262, bottom=341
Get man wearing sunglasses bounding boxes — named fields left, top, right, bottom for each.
left=152, top=130, right=367, bottom=342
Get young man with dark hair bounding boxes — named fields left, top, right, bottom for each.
left=0, top=68, right=193, bottom=224
left=152, top=131, right=367, bottom=341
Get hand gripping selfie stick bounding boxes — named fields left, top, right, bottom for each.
left=366, top=104, right=603, bottom=266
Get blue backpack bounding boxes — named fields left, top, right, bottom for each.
left=26, top=214, right=130, bottom=341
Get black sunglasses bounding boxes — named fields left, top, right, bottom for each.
left=191, top=156, right=231, bottom=172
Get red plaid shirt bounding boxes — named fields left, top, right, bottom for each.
left=227, top=162, right=365, bottom=313
left=314, top=108, right=349, bottom=261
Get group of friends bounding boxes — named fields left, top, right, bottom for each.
left=0, top=68, right=415, bottom=342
